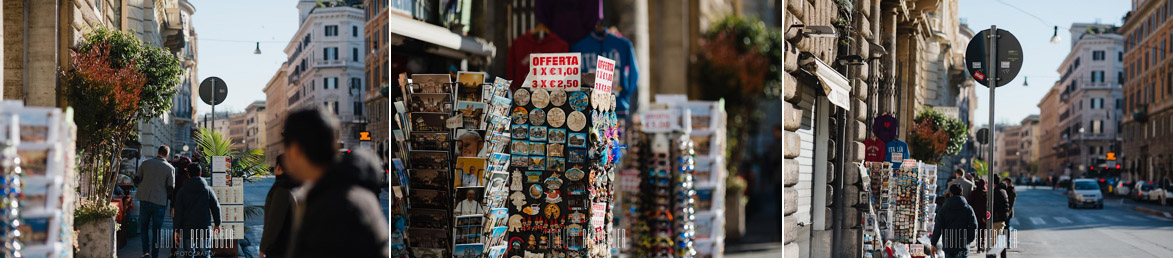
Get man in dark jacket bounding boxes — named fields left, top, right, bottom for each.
left=281, top=109, right=389, bottom=257
left=991, top=179, right=1011, bottom=241
left=1001, top=178, right=1017, bottom=220
left=261, top=155, right=300, bottom=258
left=932, top=184, right=979, bottom=258
left=173, top=163, right=221, bottom=258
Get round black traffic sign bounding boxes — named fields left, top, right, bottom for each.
left=976, top=127, right=990, bottom=144
left=199, top=77, right=228, bottom=106
left=965, top=28, right=1024, bottom=87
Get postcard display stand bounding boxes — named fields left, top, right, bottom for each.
left=504, top=87, right=621, bottom=258
left=682, top=101, right=727, bottom=257
left=867, top=160, right=932, bottom=257
left=398, top=73, right=518, bottom=258
left=0, top=102, right=78, bottom=257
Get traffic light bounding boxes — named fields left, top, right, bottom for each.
left=1116, top=164, right=1121, bottom=169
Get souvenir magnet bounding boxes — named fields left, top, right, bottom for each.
left=567, top=111, right=587, bottom=132
left=512, top=107, right=529, bottom=124
left=550, top=89, right=567, bottom=106
left=529, top=108, right=547, bottom=126
left=531, top=88, right=550, bottom=108
left=547, top=108, right=567, bottom=128
left=514, top=88, right=530, bottom=106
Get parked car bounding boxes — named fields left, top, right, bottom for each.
left=1069, top=179, right=1105, bottom=209
left=1132, top=181, right=1156, bottom=201
left=1114, top=180, right=1133, bottom=196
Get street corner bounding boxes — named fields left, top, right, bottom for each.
left=1133, top=206, right=1173, bottom=221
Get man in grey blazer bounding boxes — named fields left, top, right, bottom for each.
left=136, top=145, right=175, bottom=257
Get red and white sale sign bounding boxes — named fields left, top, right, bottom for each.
left=523, top=53, right=582, bottom=90
left=593, top=56, right=615, bottom=93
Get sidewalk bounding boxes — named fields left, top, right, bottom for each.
left=1111, top=197, right=1173, bottom=220
left=117, top=178, right=392, bottom=257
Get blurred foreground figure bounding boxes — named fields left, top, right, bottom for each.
left=281, top=109, right=388, bottom=258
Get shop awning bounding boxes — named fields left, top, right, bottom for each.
left=391, top=15, right=496, bottom=58
left=810, top=58, right=851, bottom=110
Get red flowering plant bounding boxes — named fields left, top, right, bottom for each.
left=909, top=108, right=969, bottom=164
left=63, top=27, right=182, bottom=213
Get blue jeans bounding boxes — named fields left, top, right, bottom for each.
left=945, top=250, right=968, bottom=258
left=139, top=201, right=166, bottom=257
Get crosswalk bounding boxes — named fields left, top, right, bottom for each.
left=1008, top=214, right=1167, bottom=226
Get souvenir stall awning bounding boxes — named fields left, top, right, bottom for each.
left=391, top=15, right=496, bottom=59
left=808, top=57, right=851, bottom=111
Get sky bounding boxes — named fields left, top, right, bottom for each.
left=959, top=0, right=1130, bottom=126
left=191, top=1, right=300, bottom=114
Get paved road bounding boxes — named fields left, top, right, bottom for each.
left=119, top=177, right=390, bottom=257
left=996, top=187, right=1173, bottom=258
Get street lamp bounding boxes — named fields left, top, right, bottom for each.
left=1050, top=26, right=1062, bottom=44
left=254, top=42, right=262, bottom=55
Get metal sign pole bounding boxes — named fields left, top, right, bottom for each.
left=986, top=25, right=998, bottom=258
left=212, top=77, right=217, bottom=131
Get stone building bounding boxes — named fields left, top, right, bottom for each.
left=996, top=115, right=1039, bottom=178
left=130, top=0, right=199, bottom=159
left=243, top=100, right=266, bottom=152
left=1052, top=23, right=1124, bottom=178
left=1121, top=0, right=1173, bottom=183
left=281, top=0, right=367, bottom=150
left=1, top=0, right=198, bottom=159
left=3, top=0, right=122, bottom=105
left=1038, top=85, right=1063, bottom=178
left=364, top=0, right=388, bottom=163
left=782, top=0, right=970, bottom=257
left=263, top=62, right=288, bottom=167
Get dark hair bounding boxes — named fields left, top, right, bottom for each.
left=158, top=145, right=170, bottom=156
left=282, top=108, right=340, bottom=167
left=948, top=183, right=963, bottom=195
left=954, top=168, right=965, bottom=176
left=187, top=163, right=202, bottom=178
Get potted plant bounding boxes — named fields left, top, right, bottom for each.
left=908, top=108, right=969, bottom=164
left=64, top=27, right=182, bottom=257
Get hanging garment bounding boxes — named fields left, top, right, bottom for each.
left=571, top=31, right=639, bottom=116
left=873, top=114, right=899, bottom=143
left=885, top=139, right=911, bottom=168
left=507, top=32, right=570, bottom=89
left=534, top=0, right=603, bottom=43
left=864, top=137, right=886, bottom=162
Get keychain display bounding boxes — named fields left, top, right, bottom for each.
left=505, top=86, right=620, bottom=258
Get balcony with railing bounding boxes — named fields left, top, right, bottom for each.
left=316, top=59, right=347, bottom=67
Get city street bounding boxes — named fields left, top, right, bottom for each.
left=996, top=187, right=1173, bottom=258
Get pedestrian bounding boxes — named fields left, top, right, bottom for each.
left=967, top=178, right=989, bottom=251
left=948, top=169, right=975, bottom=197
left=173, top=163, right=221, bottom=258
left=991, top=176, right=1011, bottom=248
left=281, top=109, right=388, bottom=257
left=931, top=184, right=979, bottom=258
left=1001, top=178, right=1017, bottom=221
left=168, top=156, right=190, bottom=258
left=170, top=157, right=192, bottom=211
left=135, top=146, right=176, bottom=258
left=261, top=155, right=301, bottom=258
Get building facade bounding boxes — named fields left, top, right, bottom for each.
left=996, top=115, right=1039, bottom=178
left=243, top=101, right=266, bottom=152
left=781, top=0, right=969, bottom=257
left=364, top=0, right=388, bottom=163
left=1038, top=85, right=1063, bottom=178
left=263, top=63, right=289, bottom=167
left=1054, top=23, right=1124, bottom=178
left=282, top=0, right=366, bottom=151
left=1122, top=0, right=1173, bottom=183
left=3, top=0, right=124, bottom=105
